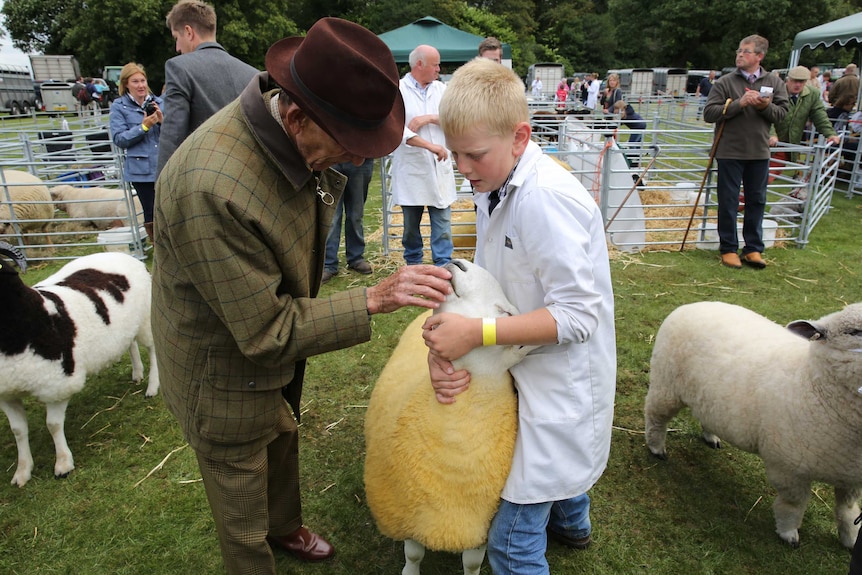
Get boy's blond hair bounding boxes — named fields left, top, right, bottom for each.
left=439, top=58, right=528, bottom=138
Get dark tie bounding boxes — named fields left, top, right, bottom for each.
left=791, top=95, right=798, bottom=105
left=488, top=190, right=501, bottom=215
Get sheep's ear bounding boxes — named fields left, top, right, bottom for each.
left=786, top=319, right=825, bottom=342
left=0, top=241, right=27, bottom=273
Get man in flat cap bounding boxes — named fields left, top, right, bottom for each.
left=769, top=65, right=840, bottom=159
left=152, top=18, right=454, bottom=575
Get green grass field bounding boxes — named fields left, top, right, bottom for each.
left=0, top=167, right=859, bottom=574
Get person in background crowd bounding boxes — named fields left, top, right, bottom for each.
left=152, top=18, right=454, bottom=575
left=601, top=73, right=622, bottom=114
left=820, top=70, right=832, bottom=102
left=829, top=63, right=858, bottom=107
left=807, top=65, right=822, bottom=93
left=695, top=70, right=716, bottom=120
left=703, top=34, right=788, bottom=270
left=586, top=72, right=602, bottom=109
left=156, top=0, right=259, bottom=176
left=389, top=44, right=456, bottom=267
left=769, top=65, right=840, bottom=152
left=109, top=63, right=163, bottom=243
left=322, top=158, right=375, bottom=282
left=613, top=99, right=647, bottom=166
left=478, top=36, right=503, bottom=63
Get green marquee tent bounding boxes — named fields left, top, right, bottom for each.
left=788, top=12, right=862, bottom=66
left=378, top=16, right=512, bottom=65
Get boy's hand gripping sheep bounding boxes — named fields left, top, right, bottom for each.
left=364, top=259, right=532, bottom=575
left=0, top=242, right=159, bottom=487
left=645, top=301, right=862, bottom=549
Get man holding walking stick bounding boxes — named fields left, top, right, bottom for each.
left=703, top=34, right=787, bottom=269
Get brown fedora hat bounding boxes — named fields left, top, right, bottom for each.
left=265, top=18, right=405, bottom=158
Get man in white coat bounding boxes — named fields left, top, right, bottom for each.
left=390, top=44, right=457, bottom=266
left=586, top=73, right=602, bottom=110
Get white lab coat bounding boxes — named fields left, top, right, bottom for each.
left=473, top=141, right=616, bottom=503
left=389, top=74, right=456, bottom=209
left=587, top=79, right=602, bottom=109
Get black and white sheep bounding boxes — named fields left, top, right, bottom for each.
left=365, top=259, right=532, bottom=575
left=50, top=184, right=143, bottom=229
left=0, top=170, right=54, bottom=242
left=644, top=301, right=862, bottom=549
left=0, top=241, right=159, bottom=487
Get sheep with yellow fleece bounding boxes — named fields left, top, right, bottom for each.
left=364, top=259, right=532, bottom=575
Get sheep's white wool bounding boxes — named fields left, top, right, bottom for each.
left=645, top=301, right=862, bottom=549
left=0, top=249, right=158, bottom=487
left=365, top=259, right=531, bottom=575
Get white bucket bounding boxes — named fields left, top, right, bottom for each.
left=670, top=182, right=695, bottom=202
left=696, top=219, right=778, bottom=250
left=96, top=226, right=146, bottom=254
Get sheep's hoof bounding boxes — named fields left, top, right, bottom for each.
left=54, top=471, right=71, bottom=479
left=777, top=529, right=800, bottom=548
left=702, top=433, right=722, bottom=449
left=647, top=448, right=668, bottom=461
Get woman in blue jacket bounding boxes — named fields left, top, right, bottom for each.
left=109, top=62, right=163, bottom=242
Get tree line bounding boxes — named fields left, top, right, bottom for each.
left=3, top=0, right=861, bottom=89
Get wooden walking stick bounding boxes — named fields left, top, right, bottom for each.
left=680, top=98, right=732, bottom=251
left=605, top=145, right=660, bottom=231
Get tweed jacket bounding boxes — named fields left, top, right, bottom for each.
left=156, top=42, right=259, bottom=176
left=152, top=73, right=372, bottom=461
left=773, top=84, right=836, bottom=145
left=703, top=67, right=788, bottom=161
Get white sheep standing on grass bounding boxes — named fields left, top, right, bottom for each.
left=365, top=259, right=532, bottom=575
left=644, top=301, right=862, bottom=549
left=0, top=170, right=54, bottom=242
left=0, top=241, right=159, bottom=487
left=50, top=184, right=143, bottom=229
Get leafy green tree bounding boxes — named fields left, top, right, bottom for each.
left=2, top=0, right=296, bottom=88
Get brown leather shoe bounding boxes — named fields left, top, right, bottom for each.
left=741, top=252, right=766, bottom=269
left=267, top=526, right=334, bottom=561
left=720, top=252, right=742, bottom=269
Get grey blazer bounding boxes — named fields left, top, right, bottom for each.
left=156, top=42, right=259, bottom=176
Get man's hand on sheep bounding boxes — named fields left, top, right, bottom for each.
left=365, top=265, right=452, bottom=315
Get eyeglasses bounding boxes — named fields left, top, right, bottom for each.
left=736, top=49, right=757, bottom=55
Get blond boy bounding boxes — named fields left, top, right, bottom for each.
left=422, top=58, right=616, bottom=575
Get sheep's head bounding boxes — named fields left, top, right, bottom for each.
left=0, top=240, right=27, bottom=274
left=787, top=303, right=862, bottom=353
left=440, top=259, right=519, bottom=320
left=439, top=259, right=533, bottom=375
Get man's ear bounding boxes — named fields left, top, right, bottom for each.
left=513, top=121, right=531, bottom=155
left=284, top=105, right=306, bottom=134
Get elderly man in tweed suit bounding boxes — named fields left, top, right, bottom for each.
left=156, top=0, right=258, bottom=176
left=152, top=18, right=454, bottom=575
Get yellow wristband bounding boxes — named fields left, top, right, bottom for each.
left=141, top=123, right=149, bottom=132
left=482, top=317, right=497, bottom=346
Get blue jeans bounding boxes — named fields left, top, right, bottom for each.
left=488, top=494, right=591, bottom=575
left=400, top=204, right=453, bottom=266
left=716, top=158, right=768, bottom=255
left=324, top=159, right=374, bottom=273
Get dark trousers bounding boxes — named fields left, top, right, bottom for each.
left=196, top=399, right=302, bottom=575
left=715, top=158, right=768, bottom=255
left=325, top=159, right=374, bottom=272
left=131, top=181, right=155, bottom=223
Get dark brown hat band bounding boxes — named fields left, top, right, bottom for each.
left=290, top=57, right=387, bottom=130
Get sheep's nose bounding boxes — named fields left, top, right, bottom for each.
left=449, top=260, right=467, bottom=272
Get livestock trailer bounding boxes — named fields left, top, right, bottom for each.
left=629, top=68, right=655, bottom=97
left=0, top=64, right=37, bottom=115
left=653, top=67, right=688, bottom=97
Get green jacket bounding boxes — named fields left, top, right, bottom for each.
left=152, top=73, right=371, bottom=461
left=774, top=84, right=836, bottom=145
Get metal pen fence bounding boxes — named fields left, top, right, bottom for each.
left=379, top=102, right=841, bottom=259
left=0, top=113, right=146, bottom=263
